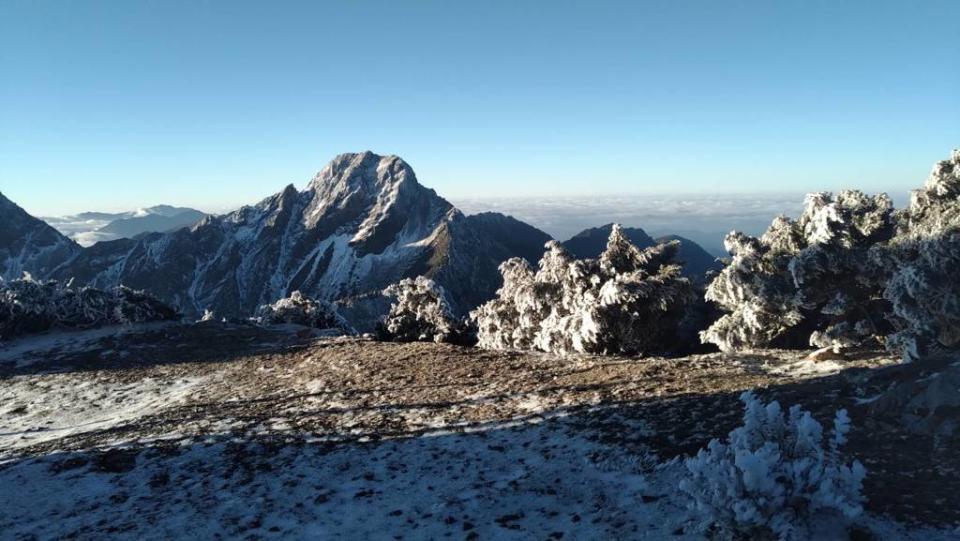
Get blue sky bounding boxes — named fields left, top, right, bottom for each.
left=1, top=0, right=957, bottom=216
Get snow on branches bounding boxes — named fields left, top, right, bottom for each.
left=680, top=392, right=866, bottom=540
left=880, top=149, right=960, bottom=361
left=470, top=225, right=696, bottom=356
left=701, top=149, right=960, bottom=362
left=253, top=291, right=353, bottom=334
left=702, top=190, right=894, bottom=352
left=0, top=274, right=178, bottom=340
left=379, top=276, right=459, bottom=343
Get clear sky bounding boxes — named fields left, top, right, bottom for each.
left=1, top=0, right=957, bottom=216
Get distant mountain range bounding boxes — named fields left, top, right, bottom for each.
left=2, top=152, right=721, bottom=329
left=43, top=205, right=207, bottom=246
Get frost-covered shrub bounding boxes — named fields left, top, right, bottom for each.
left=379, top=276, right=459, bottom=343
left=471, top=224, right=696, bottom=356
left=253, top=291, right=353, bottom=333
left=0, top=274, right=179, bottom=340
left=702, top=190, right=894, bottom=352
left=699, top=226, right=805, bottom=352
left=878, top=150, right=960, bottom=361
left=680, top=392, right=866, bottom=540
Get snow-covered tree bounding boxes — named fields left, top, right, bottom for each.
left=879, top=149, right=960, bottom=361
left=702, top=190, right=894, bottom=352
left=699, top=225, right=805, bottom=352
left=379, top=276, right=459, bottom=343
left=253, top=291, right=353, bottom=334
left=680, top=392, right=866, bottom=540
left=0, top=274, right=178, bottom=340
left=471, top=225, right=696, bottom=356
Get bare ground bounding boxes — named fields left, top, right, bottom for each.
left=1, top=322, right=957, bottom=539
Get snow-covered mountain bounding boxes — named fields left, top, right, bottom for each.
left=562, top=223, right=721, bottom=282
left=52, top=152, right=551, bottom=328
left=43, top=205, right=207, bottom=246
left=0, top=192, right=80, bottom=281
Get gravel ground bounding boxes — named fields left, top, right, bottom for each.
left=1, top=322, right=957, bottom=539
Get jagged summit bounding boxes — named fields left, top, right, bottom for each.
left=301, top=152, right=452, bottom=253
left=41, top=152, right=551, bottom=328
left=307, top=152, right=417, bottom=192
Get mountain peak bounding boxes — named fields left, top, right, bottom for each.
left=307, top=151, right=416, bottom=193
left=301, top=152, right=448, bottom=247
left=1, top=152, right=552, bottom=330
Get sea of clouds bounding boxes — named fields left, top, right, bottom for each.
left=452, top=193, right=808, bottom=256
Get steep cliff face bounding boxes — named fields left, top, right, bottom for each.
left=0, top=193, right=80, bottom=281
left=52, top=152, right=551, bottom=328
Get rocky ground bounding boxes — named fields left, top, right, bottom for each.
left=1, top=322, right=958, bottom=540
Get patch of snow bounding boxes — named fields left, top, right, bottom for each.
left=0, top=373, right=209, bottom=453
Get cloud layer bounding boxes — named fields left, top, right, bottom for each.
left=452, top=194, right=807, bottom=256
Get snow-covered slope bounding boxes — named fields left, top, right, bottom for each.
left=53, top=152, right=551, bottom=328
left=0, top=192, right=80, bottom=281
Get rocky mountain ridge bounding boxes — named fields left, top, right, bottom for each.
left=4, top=152, right=719, bottom=330
left=0, top=193, right=80, bottom=281
left=41, top=152, right=550, bottom=329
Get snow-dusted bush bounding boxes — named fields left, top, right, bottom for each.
left=702, top=190, right=894, bottom=352
left=0, top=274, right=178, bottom=340
left=471, top=224, right=696, bottom=356
left=379, top=276, right=458, bottom=343
left=253, top=291, right=353, bottom=333
left=680, top=392, right=866, bottom=540
left=878, top=150, right=960, bottom=361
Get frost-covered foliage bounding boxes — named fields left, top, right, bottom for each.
left=700, top=149, right=960, bottom=362
left=0, top=274, right=178, bottom=340
left=379, top=276, right=458, bottom=343
left=702, top=190, right=894, bottom=352
left=471, top=224, right=696, bottom=356
left=680, top=392, right=866, bottom=540
left=879, top=149, right=960, bottom=361
left=253, top=291, right=353, bottom=333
